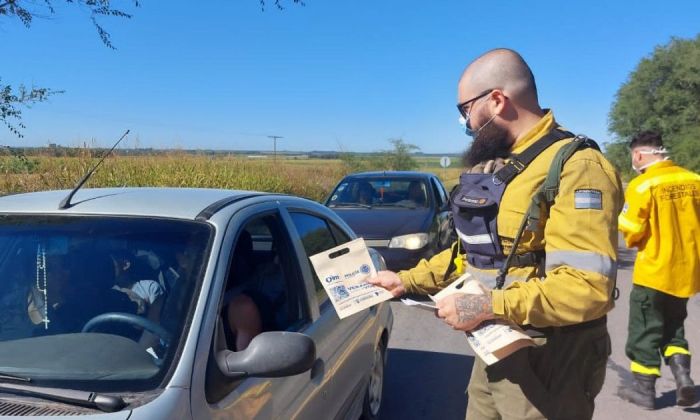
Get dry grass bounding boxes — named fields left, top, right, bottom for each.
left=0, top=152, right=464, bottom=202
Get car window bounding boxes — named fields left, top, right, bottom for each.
left=431, top=177, right=448, bottom=207
left=220, top=214, right=309, bottom=351
left=207, top=213, right=311, bottom=402
left=327, top=178, right=429, bottom=208
left=289, top=212, right=350, bottom=308
left=0, top=215, right=212, bottom=391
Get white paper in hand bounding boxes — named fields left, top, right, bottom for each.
left=400, top=298, right=437, bottom=312
left=309, top=238, right=393, bottom=319
left=430, top=274, right=534, bottom=365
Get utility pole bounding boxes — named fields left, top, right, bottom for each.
left=268, top=135, right=283, bottom=162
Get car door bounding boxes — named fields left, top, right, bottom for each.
left=281, top=205, right=378, bottom=418
left=191, top=202, right=334, bottom=420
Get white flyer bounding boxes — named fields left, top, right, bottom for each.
left=429, top=273, right=535, bottom=366
left=309, top=238, right=393, bottom=319
left=400, top=298, right=437, bottom=312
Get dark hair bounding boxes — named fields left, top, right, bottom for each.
left=629, top=131, right=664, bottom=149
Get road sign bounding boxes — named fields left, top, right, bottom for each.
left=440, top=156, right=451, bottom=168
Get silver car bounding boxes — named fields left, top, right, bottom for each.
left=0, top=188, right=392, bottom=419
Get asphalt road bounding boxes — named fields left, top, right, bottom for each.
left=380, top=244, right=700, bottom=419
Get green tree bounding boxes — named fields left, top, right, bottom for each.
left=384, top=138, right=420, bottom=171
left=607, top=35, right=700, bottom=175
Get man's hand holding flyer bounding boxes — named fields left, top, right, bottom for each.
left=309, top=238, right=393, bottom=319
left=403, top=274, right=534, bottom=365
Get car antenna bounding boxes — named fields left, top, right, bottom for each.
left=58, top=129, right=130, bottom=210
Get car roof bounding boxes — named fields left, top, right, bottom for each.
left=343, top=171, right=435, bottom=179
left=0, top=188, right=265, bottom=220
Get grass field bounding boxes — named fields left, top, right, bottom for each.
left=0, top=153, right=464, bottom=202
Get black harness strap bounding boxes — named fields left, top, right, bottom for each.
left=492, top=127, right=574, bottom=186
left=494, top=134, right=599, bottom=289
left=442, top=126, right=573, bottom=283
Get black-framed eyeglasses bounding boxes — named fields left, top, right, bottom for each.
left=456, top=89, right=494, bottom=119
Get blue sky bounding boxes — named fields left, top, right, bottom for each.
left=2, top=0, right=699, bottom=153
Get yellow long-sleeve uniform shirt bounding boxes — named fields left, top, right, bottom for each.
left=399, top=111, right=624, bottom=328
left=618, top=160, right=700, bottom=298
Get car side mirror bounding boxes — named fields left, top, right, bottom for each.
left=216, top=331, right=316, bottom=379
left=368, top=247, right=387, bottom=271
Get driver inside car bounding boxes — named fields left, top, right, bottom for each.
left=111, top=250, right=165, bottom=318
left=356, top=181, right=376, bottom=205
left=224, top=230, right=286, bottom=351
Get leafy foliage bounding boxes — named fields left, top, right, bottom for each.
left=0, top=1, right=139, bottom=137
left=0, top=1, right=140, bottom=49
left=339, top=138, right=421, bottom=172
left=383, top=138, right=420, bottom=171
left=259, top=0, right=304, bottom=10
left=0, top=147, right=38, bottom=174
left=0, top=82, right=60, bottom=138
left=2, top=0, right=304, bottom=138
left=607, top=35, right=700, bottom=175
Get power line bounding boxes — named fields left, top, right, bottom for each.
left=268, top=135, right=283, bottom=161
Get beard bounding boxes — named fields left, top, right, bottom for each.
left=461, top=121, right=512, bottom=167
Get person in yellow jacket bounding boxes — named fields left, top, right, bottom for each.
left=369, top=48, right=623, bottom=420
left=618, top=131, right=700, bottom=409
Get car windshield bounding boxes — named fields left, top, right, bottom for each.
left=0, top=215, right=212, bottom=392
left=328, top=178, right=429, bottom=208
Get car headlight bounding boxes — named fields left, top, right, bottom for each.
left=388, top=233, right=429, bottom=250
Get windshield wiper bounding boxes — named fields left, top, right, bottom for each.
left=0, top=382, right=126, bottom=413
left=329, top=202, right=372, bottom=209
left=374, top=202, right=417, bottom=209
left=0, top=372, right=31, bottom=382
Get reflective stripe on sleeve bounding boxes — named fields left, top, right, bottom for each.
left=545, top=250, right=617, bottom=278
left=618, top=213, right=645, bottom=233
left=463, top=266, right=527, bottom=289
left=455, top=229, right=493, bottom=245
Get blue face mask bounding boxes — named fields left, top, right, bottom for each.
left=459, top=113, right=497, bottom=138
left=458, top=93, right=497, bottom=137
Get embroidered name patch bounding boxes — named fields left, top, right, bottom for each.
left=460, top=196, right=488, bottom=205
left=574, top=189, right=602, bottom=210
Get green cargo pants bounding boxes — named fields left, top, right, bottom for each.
left=465, top=320, right=610, bottom=420
left=626, top=284, right=689, bottom=371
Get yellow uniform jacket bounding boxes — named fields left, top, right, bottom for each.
left=618, top=160, right=700, bottom=297
left=398, top=111, right=624, bottom=327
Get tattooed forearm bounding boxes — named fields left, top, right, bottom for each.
left=454, top=293, right=493, bottom=325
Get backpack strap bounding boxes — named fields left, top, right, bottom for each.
left=492, top=127, right=574, bottom=186
left=442, top=126, right=574, bottom=283
left=526, top=135, right=600, bottom=229
left=494, top=134, right=599, bottom=289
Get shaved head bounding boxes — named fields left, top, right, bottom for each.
left=457, top=48, right=545, bottom=166
left=458, top=48, right=539, bottom=108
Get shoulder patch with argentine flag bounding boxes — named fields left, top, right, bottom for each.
left=574, top=189, right=602, bottom=210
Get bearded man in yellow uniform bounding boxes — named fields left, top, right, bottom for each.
left=370, top=48, right=623, bottom=420
left=618, top=131, right=700, bottom=409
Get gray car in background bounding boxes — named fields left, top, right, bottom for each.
left=0, top=188, right=392, bottom=419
